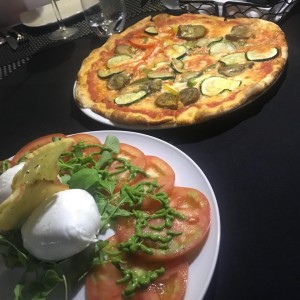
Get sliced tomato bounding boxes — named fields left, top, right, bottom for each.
left=86, top=251, right=188, bottom=300
left=117, top=186, right=210, bottom=261
left=128, top=35, right=158, bottom=49
left=12, top=133, right=66, bottom=164
left=69, top=133, right=102, bottom=157
left=139, top=155, right=175, bottom=194
left=69, top=133, right=102, bottom=145
left=109, top=143, right=147, bottom=192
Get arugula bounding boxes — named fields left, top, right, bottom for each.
left=0, top=232, right=67, bottom=300
left=0, top=159, right=12, bottom=175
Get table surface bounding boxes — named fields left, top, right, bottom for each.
left=1, top=1, right=300, bottom=299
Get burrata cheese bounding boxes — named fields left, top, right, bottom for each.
left=21, top=189, right=101, bottom=261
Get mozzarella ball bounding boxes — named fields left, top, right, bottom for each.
left=0, top=162, right=25, bottom=203
left=21, top=189, right=101, bottom=261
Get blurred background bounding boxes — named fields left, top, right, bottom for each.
left=0, top=0, right=65, bottom=28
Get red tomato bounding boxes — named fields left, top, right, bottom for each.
left=69, top=133, right=102, bottom=157
left=12, top=133, right=66, bottom=164
left=86, top=254, right=188, bottom=300
left=128, top=35, right=158, bottom=49
left=69, top=133, right=101, bottom=145
left=139, top=155, right=175, bottom=194
left=109, top=143, right=146, bottom=192
left=117, top=186, right=210, bottom=261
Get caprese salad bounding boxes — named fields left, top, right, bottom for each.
left=0, top=133, right=210, bottom=299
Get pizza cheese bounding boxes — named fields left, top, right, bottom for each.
left=75, top=13, right=288, bottom=126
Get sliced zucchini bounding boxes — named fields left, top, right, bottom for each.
left=196, top=36, right=223, bottom=48
left=114, top=90, right=147, bottom=106
left=129, top=77, right=149, bottom=85
left=246, top=47, right=279, bottom=62
left=97, top=68, right=124, bottom=79
left=145, top=26, right=158, bottom=35
left=187, top=76, right=200, bottom=87
left=148, top=70, right=176, bottom=80
left=209, top=41, right=236, bottom=56
left=220, top=52, right=247, bottom=65
left=180, top=71, right=202, bottom=82
left=165, top=44, right=188, bottom=59
left=200, top=76, right=241, bottom=96
left=107, top=55, right=131, bottom=68
left=154, top=61, right=170, bottom=69
left=171, top=58, right=184, bottom=73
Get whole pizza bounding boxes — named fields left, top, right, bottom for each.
left=75, top=13, right=288, bottom=126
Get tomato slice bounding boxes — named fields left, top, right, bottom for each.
left=12, top=133, right=66, bottom=164
left=128, top=35, right=158, bottom=49
left=117, top=186, right=210, bottom=261
left=69, top=133, right=102, bottom=157
left=69, top=133, right=102, bottom=145
left=138, top=155, right=175, bottom=194
left=109, top=143, right=147, bottom=192
left=86, top=252, right=188, bottom=300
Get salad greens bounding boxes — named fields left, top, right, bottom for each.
left=0, top=135, right=185, bottom=299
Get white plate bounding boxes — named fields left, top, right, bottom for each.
left=19, top=0, right=82, bottom=27
left=0, top=130, right=220, bottom=300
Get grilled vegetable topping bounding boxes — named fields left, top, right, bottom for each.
left=218, top=62, right=254, bottom=77
left=145, top=26, right=158, bottom=35
left=107, top=73, right=131, bottom=90
left=115, top=45, right=134, bottom=56
left=149, top=78, right=163, bottom=92
left=209, top=41, right=236, bottom=56
left=122, top=78, right=162, bottom=94
left=179, top=87, right=200, bottom=106
left=115, top=90, right=147, bottom=105
left=97, top=68, right=124, bottom=79
left=226, top=25, right=252, bottom=41
left=201, top=76, right=241, bottom=96
left=107, top=55, right=131, bottom=68
left=196, top=36, right=223, bottom=48
left=155, top=93, right=178, bottom=109
left=219, top=52, right=247, bottom=65
left=177, top=25, right=207, bottom=40
left=180, top=71, right=202, bottom=82
left=246, top=47, right=279, bottom=61
left=171, top=58, right=185, bottom=73
left=165, top=44, right=188, bottom=59
left=148, top=70, right=176, bottom=80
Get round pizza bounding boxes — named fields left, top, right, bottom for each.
left=75, top=13, right=288, bottom=127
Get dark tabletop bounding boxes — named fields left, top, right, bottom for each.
left=0, top=1, right=300, bottom=299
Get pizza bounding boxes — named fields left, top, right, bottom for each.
left=75, top=13, right=288, bottom=127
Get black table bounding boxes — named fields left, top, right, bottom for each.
left=1, top=2, right=300, bottom=299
